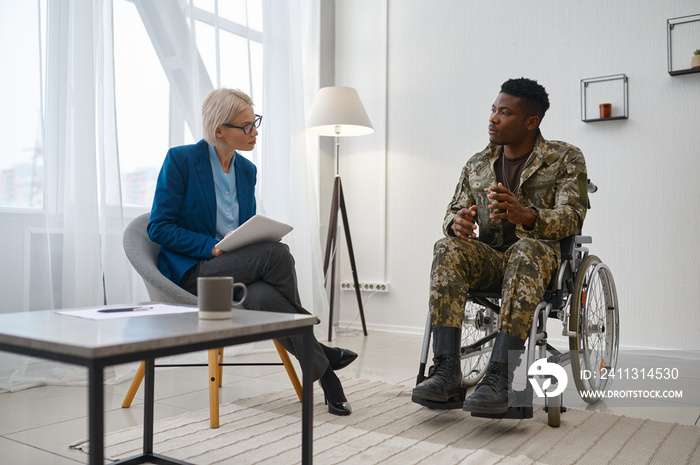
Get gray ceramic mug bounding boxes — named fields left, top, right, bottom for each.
left=197, top=276, right=247, bottom=320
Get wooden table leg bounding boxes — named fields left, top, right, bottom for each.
left=208, top=349, right=219, bottom=428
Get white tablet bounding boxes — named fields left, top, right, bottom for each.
left=214, top=215, right=293, bottom=252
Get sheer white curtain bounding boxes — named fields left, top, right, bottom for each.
left=0, top=0, right=132, bottom=392
left=0, top=0, right=330, bottom=392
left=261, top=0, right=330, bottom=336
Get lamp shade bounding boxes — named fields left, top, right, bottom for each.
left=306, top=86, right=374, bottom=137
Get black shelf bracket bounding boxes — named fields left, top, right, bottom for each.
left=667, top=14, right=700, bottom=76
left=580, top=74, right=628, bottom=123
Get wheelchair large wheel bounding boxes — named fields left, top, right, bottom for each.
left=461, top=300, right=497, bottom=386
left=568, top=255, right=619, bottom=403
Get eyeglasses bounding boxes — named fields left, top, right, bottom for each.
left=222, top=114, right=262, bottom=135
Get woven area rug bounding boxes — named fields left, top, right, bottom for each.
left=71, top=378, right=700, bottom=464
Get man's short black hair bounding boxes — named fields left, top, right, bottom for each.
left=500, top=78, right=550, bottom=122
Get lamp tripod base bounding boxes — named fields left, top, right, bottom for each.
left=323, top=175, right=367, bottom=342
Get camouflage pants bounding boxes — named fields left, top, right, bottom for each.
left=429, top=236, right=558, bottom=340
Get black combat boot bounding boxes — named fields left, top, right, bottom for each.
left=412, top=326, right=462, bottom=403
left=462, top=332, right=525, bottom=414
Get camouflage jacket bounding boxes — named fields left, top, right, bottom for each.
left=443, top=133, right=588, bottom=258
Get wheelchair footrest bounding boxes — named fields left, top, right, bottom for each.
left=411, top=387, right=467, bottom=410
left=469, top=389, right=534, bottom=420
left=470, top=405, right=534, bottom=420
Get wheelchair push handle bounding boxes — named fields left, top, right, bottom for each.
left=587, top=179, right=597, bottom=193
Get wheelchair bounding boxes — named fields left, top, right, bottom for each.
left=414, top=234, right=619, bottom=427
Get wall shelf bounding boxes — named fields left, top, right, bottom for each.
left=667, top=14, right=700, bottom=76
left=580, top=74, right=628, bottom=123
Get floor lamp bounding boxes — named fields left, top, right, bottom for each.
left=307, top=86, right=374, bottom=342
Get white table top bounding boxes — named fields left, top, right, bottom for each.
left=0, top=308, right=318, bottom=360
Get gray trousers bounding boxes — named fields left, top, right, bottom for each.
left=179, top=241, right=328, bottom=381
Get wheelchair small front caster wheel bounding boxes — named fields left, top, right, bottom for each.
left=546, top=394, right=561, bottom=427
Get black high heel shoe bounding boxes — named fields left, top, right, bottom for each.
left=319, top=376, right=352, bottom=416
left=320, top=345, right=358, bottom=371
left=330, top=349, right=358, bottom=371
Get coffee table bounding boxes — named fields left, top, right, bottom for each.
left=0, top=307, right=318, bottom=465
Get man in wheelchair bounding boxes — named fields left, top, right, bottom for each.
left=412, top=78, right=589, bottom=415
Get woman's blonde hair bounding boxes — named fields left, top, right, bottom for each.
left=202, top=88, right=254, bottom=147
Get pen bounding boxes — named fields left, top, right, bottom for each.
left=97, top=306, right=153, bottom=313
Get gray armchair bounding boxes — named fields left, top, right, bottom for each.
left=122, top=213, right=198, bottom=305
left=121, top=213, right=302, bottom=428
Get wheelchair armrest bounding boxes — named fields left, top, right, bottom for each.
left=560, top=235, right=591, bottom=260
left=575, top=236, right=592, bottom=245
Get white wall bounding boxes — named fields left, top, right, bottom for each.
left=332, top=0, right=700, bottom=350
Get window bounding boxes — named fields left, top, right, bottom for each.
left=0, top=0, right=263, bottom=210
left=115, top=0, right=264, bottom=207
left=0, top=1, right=46, bottom=209
left=113, top=0, right=170, bottom=207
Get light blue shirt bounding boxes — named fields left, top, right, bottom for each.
left=208, top=144, right=240, bottom=240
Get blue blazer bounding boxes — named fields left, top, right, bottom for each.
left=148, top=139, right=257, bottom=284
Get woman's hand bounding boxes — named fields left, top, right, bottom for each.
left=212, top=230, right=235, bottom=257
left=212, top=246, right=225, bottom=257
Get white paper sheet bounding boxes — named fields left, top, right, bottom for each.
left=56, top=304, right=198, bottom=320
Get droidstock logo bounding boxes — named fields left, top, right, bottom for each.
left=528, top=358, right=568, bottom=398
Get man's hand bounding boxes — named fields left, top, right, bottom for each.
left=451, top=205, right=478, bottom=241
left=488, top=183, right=536, bottom=228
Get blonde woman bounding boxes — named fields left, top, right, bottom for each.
left=149, top=88, right=355, bottom=415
